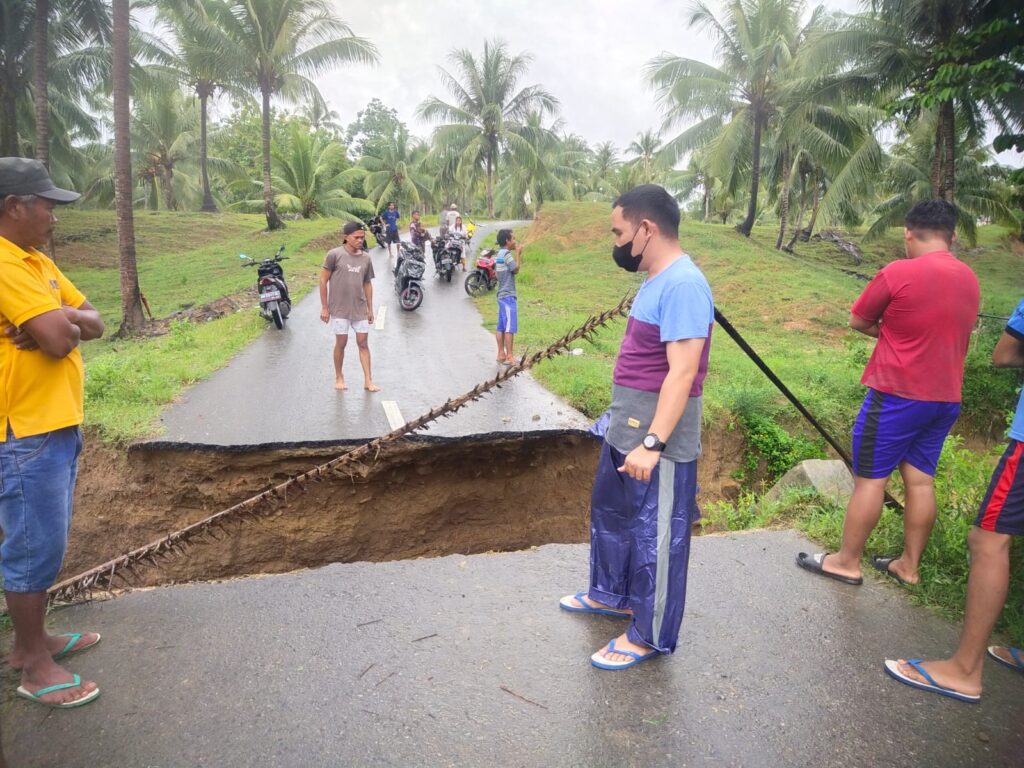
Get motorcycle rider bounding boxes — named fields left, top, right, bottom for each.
left=320, top=221, right=380, bottom=392
left=444, top=203, right=460, bottom=233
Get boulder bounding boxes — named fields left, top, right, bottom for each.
left=765, top=459, right=854, bottom=505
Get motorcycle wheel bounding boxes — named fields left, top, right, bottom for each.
left=399, top=285, right=423, bottom=311
left=271, top=305, right=285, bottom=329
left=445, top=267, right=453, bottom=283
left=464, top=271, right=488, bottom=297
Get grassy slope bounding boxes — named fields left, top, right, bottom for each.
left=56, top=210, right=340, bottom=440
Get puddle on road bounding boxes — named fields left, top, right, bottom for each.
left=65, top=429, right=744, bottom=589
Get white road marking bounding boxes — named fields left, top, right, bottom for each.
left=382, top=400, right=405, bottom=431
left=375, top=304, right=387, bottom=330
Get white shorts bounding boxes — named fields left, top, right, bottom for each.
left=330, top=317, right=371, bottom=335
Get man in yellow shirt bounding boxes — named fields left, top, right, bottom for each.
left=0, top=158, right=105, bottom=709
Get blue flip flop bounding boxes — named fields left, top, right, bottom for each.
left=591, top=639, right=660, bottom=670
left=559, top=592, right=630, bottom=618
left=987, top=646, right=1024, bottom=673
left=16, top=674, right=101, bottom=709
left=883, top=659, right=980, bottom=703
left=52, top=632, right=101, bottom=661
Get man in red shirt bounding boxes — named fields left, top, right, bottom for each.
left=797, top=200, right=980, bottom=586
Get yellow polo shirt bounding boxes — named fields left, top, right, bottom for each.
left=0, top=235, right=86, bottom=440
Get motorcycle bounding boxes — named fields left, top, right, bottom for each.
left=240, top=245, right=291, bottom=329
left=464, top=248, right=498, bottom=297
left=394, top=241, right=426, bottom=311
left=366, top=215, right=386, bottom=249
left=432, top=232, right=464, bottom=283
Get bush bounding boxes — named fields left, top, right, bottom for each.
left=737, top=412, right=827, bottom=482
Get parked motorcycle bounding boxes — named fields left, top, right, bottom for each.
left=432, top=232, right=464, bottom=283
left=366, top=215, right=386, bottom=249
left=394, top=241, right=426, bottom=311
left=240, top=245, right=291, bottom=329
left=464, top=248, right=498, bottom=297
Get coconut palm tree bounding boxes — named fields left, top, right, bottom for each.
left=647, top=0, right=827, bottom=236
left=496, top=114, right=584, bottom=216
left=351, top=126, right=434, bottom=212
left=416, top=38, right=559, bottom=217
left=205, top=0, right=378, bottom=230
left=626, top=130, right=670, bottom=186
left=112, top=0, right=144, bottom=334
left=131, top=86, right=198, bottom=211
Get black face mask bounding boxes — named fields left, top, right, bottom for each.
left=612, top=224, right=650, bottom=272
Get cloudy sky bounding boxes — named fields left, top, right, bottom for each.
left=194, top=0, right=1018, bottom=165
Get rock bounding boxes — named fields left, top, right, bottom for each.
left=765, top=459, right=854, bottom=505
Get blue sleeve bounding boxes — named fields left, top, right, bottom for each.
left=1008, top=299, right=1024, bottom=340
left=658, top=278, right=714, bottom=342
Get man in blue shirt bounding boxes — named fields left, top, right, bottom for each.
left=381, top=201, right=400, bottom=260
left=884, top=298, right=1024, bottom=703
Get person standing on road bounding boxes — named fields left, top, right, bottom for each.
left=884, top=299, right=1024, bottom=703
left=797, top=200, right=980, bottom=587
left=558, top=184, right=714, bottom=670
left=494, top=228, right=521, bottom=365
left=444, top=203, right=459, bottom=233
left=320, top=221, right=379, bottom=392
left=0, top=158, right=106, bottom=709
left=381, top=201, right=400, bottom=260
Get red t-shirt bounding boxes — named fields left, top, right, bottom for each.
left=851, top=250, right=979, bottom=402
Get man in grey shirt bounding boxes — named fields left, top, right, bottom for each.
left=319, top=221, right=379, bottom=392
left=494, top=228, right=522, bottom=365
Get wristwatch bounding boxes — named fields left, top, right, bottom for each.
left=642, top=433, right=666, bottom=452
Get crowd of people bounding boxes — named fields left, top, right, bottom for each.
left=0, top=156, right=1019, bottom=727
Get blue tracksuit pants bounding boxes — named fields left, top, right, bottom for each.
left=588, top=441, right=698, bottom=654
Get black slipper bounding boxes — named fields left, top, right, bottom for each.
left=871, top=555, right=911, bottom=586
left=796, top=552, right=863, bottom=585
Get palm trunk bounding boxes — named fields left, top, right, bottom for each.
left=775, top=146, right=792, bottom=250
left=931, top=112, right=944, bottom=199
left=199, top=87, right=217, bottom=212
left=785, top=170, right=808, bottom=252
left=0, top=83, right=17, bottom=156
left=800, top=171, right=821, bottom=241
left=940, top=99, right=956, bottom=203
left=703, top=181, right=711, bottom=223
left=112, top=0, right=145, bottom=335
left=33, top=0, right=49, bottom=167
left=161, top=165, right=177, bottom=210
left=485, top=154, right=494, bottom=218
left=261, top=87, right=283, bottom=230
left=736, top=112, right=763, bottom=237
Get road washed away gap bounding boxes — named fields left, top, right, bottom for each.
left=49, top=294, right=637, bottom=604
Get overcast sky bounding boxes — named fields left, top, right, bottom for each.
left=198, top=0, right=1019, bottom=166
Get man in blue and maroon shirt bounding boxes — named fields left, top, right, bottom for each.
left=797, top=200, right=980, bottom=587
left=558, top=184, right=714, bottom=670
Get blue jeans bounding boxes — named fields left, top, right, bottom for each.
left=0, top=426, right=82, bottom=592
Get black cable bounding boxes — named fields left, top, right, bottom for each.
left=714, top=307, right=905, bottom=514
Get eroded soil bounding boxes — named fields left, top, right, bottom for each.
left=62, top=427, right=746, bottom=589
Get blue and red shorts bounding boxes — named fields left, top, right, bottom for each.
left=975, top=440, right=1024, bottom=535
left=851, top=389, right=960, bottom=479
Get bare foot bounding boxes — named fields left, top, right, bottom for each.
left=8, top=631, right=100, bottom=670
left=364, top=383, right=381, bottom=392
left=19, top=657, right=99, bottom=706
left=819, top=553, right=862, bottom=582
left=894, top=658, right=982, bottom=697
left=565, top=595, right=632, bottom=615
left=594, top=633, right=656, bottom=664
left=335, top=378, right=347, bottom=391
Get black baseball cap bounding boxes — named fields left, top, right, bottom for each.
left=342, top=221, right=365, bottom=236
left=0, top=157, right=80, bottom=203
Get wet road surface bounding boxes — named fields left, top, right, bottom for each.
left=153, top=222, right=590, bottom=448
left=3, top=530, right=1020, bottom=767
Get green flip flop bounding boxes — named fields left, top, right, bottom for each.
left=52, top=632, right=101, bottom=660
left=16, top=674, right=101, bottom=709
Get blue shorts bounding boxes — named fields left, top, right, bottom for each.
left=0, top=426, right=82, bottom=592
left=975, top=440, right=1024, bottom=536
left=497, top=296, right=518, bottom=334
left=851, top=389, right=959, bottom=479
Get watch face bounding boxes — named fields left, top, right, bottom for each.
left=643, top=435, right=656, bottom=449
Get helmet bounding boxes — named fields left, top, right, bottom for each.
left=450, top=203, right=458, bottom=210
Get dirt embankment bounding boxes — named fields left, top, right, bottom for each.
left=63, top=427, right=746, bottom=588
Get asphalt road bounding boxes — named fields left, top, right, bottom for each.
left=3, top=530, right=1021, bottom=767
left=152, top=222, right=590, bottom=448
